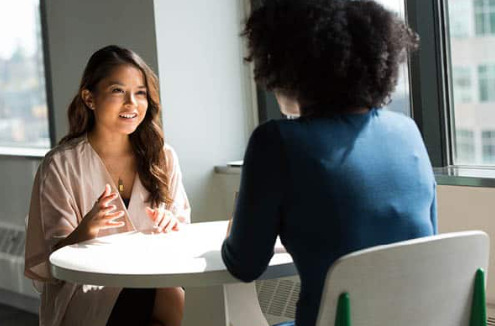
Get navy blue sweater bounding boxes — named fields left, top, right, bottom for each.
left=222, top=109, right=437, bottom=326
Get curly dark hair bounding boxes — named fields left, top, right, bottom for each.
left=244, top=0, right=419, bottom=114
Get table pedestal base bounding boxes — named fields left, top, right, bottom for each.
left=183, top=282, right=269, bottom=326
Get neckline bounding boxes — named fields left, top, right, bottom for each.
left=84, top=133, right=138, bottom=213
left=300, top=104, right=374, bottom=118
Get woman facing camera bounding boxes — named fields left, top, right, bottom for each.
left=25, top=45, right=190, bottom=326
left=222, top=1, right=437, bottom=325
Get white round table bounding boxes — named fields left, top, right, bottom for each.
left=50, top=221, right=297, bottom=326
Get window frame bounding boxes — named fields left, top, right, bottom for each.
left=406, top=0, right=453, bottom=168
left=0, top=0, right=56, bottom=158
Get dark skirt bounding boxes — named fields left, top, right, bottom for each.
left=106, top=288, right=156, bottom=325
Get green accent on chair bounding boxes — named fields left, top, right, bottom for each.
left=335, top=293, right=351, bottom=326
left=470, top=268, right=487, bottom=326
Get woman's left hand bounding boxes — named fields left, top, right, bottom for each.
left=146, top=203, right=180, bottom=233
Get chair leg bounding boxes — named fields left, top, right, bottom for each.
left=335, top=293, right=351, bottom=326
left=470, top=268, right=487, bottom=326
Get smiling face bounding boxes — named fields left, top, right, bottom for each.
left=82, top=64, right=148, bottom=137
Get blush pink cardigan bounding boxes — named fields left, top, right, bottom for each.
left=24, top=135, right=191, bottom=326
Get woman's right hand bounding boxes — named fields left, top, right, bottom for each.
left=79, top=184, right=125, bottom=239
left=53, top=184, right=125, bottom=251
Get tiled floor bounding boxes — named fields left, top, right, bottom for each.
left=0, top=303, right=38, bottom=326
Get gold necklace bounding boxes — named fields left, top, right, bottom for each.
left=118, top=177, right=124, bottom=194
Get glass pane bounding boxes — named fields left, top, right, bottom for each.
left=0, top=0, right=50, bottom=149
left=448, top=0, right=495, bottom=165
left=375, top=0, right=412, bottom=116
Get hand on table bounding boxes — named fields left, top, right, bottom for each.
left=146, top=203, right=180, bottom=233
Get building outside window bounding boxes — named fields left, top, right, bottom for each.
left=482, top=130, right=495, bottom=163
left=449, top=0, right=495, bottom=165
left=478, top=64, right=495, bottom=102
left=474, top=0, right=495, bottom=35
left=450, top=0, right=474, bottom=38
left=0, top=0, right=50, bottom=152
left=456, top=129, right=476, bottom=164
left=453, top=66, right=475, bottom=103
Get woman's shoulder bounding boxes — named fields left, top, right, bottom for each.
left=376, top=109, right=417, bottom=127
left=163, top=143, right=181, bottom=170
left=250, top=119, right=285, bottom=139
left=39, top=136, right=88, bottom=174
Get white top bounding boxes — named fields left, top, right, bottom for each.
left=50, top=221, right=296, bottom=288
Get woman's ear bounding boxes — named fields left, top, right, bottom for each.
left=81, top=89, right=94, bottom=110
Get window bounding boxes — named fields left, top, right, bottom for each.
left=478, top=64, right=495, bottom=102
left=474, top=0, right=495, bottom=35
left=0, top=0, right=51, bottom=151
left=453, top=67, right=475, bottom=104
left=482, top=130, right=495, bottom=163
left=456, top=129, right=475, bottom=164
left=449, top=0, right=474, bottom=38
left=377, top=0, right=411, bottom=116
left=447, top=0, right=495, bottom=166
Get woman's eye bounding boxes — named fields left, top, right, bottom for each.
left=112, top=88, right=125, bottom=94
left=136, top=90, right=147, bottom=96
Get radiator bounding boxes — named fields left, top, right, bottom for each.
left=259, top=278, right=495, bottom=325
left=0, top=222, right=39, bottom=312
left=256, top=276, right=300, bottom=325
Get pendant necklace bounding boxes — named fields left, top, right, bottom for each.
left=118, top=177, right=124, bottom=194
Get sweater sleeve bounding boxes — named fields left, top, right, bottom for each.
left=25, top=156, right=79, bottom=282
left=222, top=121, right=287, bottom=282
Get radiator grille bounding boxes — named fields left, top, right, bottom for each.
left=0, top=223, right=25, bottom=257
left=256, top=277, right=300, bottom=320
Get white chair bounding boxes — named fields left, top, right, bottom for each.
left=316, top=231, right=489, bottom=326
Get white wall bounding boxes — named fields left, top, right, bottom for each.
left=44, top=0, right=159, bottom=141
left=437, top=185, right=495, bottom=304
left=153, top=0, right=255, bottom=222
left=0, top=157, right=39, bottom=227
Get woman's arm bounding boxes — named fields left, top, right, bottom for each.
left=222, top=121, right=288, bottom=282
left=25, top=158, right=124, bottom=282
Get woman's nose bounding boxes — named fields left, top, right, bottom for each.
left=125, top=92, right=137, bottom=107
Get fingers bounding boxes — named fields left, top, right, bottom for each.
left=97, top=184, right=112, bottom=202
left=146, top=207, right=157, bottom=222
left=172, top=220, right=180, bottom=231
left=100, top=221, right=126, bottom=230
left=99, top=192, right=118, bottom=208
left=99, top=211, right=125, bottom=230
left=146, top=204, right=180, bottom=233
left=164, top=218, right=179, bottom=233
left=100, top=205, right=117, bottom=214
left=158, top=210, right=173, bottom=232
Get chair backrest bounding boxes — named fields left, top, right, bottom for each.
left=316, top=231, right=489, bottom=326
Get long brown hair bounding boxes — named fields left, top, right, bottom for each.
left=60, top=45, right=172, bottom=207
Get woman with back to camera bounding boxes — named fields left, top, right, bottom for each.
left=222, top=0, right=437, bottom=325
left=25, top=45, right=190, bottom=326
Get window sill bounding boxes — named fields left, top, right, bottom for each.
left=0, top=147, right=49, bottom=159
left=214, top=165, right=242, bottom=175
left=434, top=166, right=495, bottom=188
left=216, top=164, right=495, bottom=188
